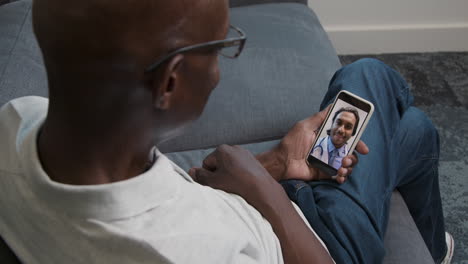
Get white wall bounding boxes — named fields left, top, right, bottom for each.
left=308, top=0, right=468, bottom=54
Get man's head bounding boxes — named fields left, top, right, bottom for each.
left=33, top=0, right=232, bottom=143
left=327, top=107, right=360, bottom=148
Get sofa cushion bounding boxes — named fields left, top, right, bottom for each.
left=0, top=0, right=47, bottom=107
left=158, top=3, right=341, bottom=152
left=384, top=192, right=435, bottom=263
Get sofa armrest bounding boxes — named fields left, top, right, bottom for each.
left=383, top=191, right=435, bottom=264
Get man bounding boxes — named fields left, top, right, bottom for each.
left=0, top=1, right=451, bottom=264
left=311, top=107, right=360, bottom=169
left=0, top=0, right=343, bottom=263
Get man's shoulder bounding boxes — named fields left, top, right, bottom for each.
left=0, top=96, right=48, bottom=131
left=0, top=96, right=48, bottom=122
left=0, top=96, right=48, bottom=172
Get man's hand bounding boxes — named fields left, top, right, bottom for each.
left=189, top=145, right=334, bottom=264
left=189, top=144, right=276, bottom=204
left=257, top=106, right=369, bottom=184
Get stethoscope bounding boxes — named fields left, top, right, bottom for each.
left=312, top=137, right=327, bottom=156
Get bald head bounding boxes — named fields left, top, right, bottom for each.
left=35, top=0, right=229, bottom=144
left=33, top=0, right=202, bottom=74
left=33, top=0, right=228, bottom=105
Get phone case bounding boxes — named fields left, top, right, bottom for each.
left=306, top=90, right=374, bottom=176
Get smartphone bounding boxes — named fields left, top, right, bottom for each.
left=307, top=90, right=374, bottom=176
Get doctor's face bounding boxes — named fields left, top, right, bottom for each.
left=330, top=111, right=356, bottom=148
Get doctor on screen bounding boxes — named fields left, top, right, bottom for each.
left=312, top=107, right=360, bottom=170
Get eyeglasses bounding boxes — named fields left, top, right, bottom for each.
left=144, top=25, right=247, bottom=73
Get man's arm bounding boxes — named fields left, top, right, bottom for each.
left=254, top=177, right=334, bottom=264
left=190, top=145, right=334, bottom=264
left=256, top=148, right=285, bottom=182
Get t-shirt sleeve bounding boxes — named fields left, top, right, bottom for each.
left=214, top=190, right=334, bottom=264
left=152, top=232, right=280, bottom=264
left=211, top=191, right=284, bottom=264
left=206, top=189, right=334, bottom=264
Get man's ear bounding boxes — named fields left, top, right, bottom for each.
left=151, top=54, right=184, bottom=110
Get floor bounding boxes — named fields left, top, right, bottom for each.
left=340, top=52, right=468, bottom=263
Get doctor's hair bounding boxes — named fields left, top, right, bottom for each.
left=326, top=107, right=360, bottom=136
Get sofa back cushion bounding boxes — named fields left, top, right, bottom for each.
left=230, top=0, right=307, bottom=7
left=0, top=1, right=340, bottom=153
left=159, top=3, right=341, bottom=152
left=0, top=0, right=48, bottom=107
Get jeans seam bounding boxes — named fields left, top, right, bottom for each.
left=394, top=68, right=410, bottom=115
left=294, top=183, right=309, bottom=197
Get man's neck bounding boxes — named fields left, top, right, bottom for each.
left=332, top=144, right=346, bottom=151
left=37, top=119, right=156, bottom=185
left=328, top=136, right=346, bottom=151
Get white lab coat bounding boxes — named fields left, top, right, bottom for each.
left=311, top=136, right=349, bottom=166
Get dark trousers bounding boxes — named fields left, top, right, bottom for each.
left=281, top=59, right=446, bottom=264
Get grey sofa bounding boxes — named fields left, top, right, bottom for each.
left=0, top=0, right=434, bottom=263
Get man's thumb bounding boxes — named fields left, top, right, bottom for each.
left=191, top=167, right=215, bottom=186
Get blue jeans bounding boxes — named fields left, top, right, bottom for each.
left=281, top=59, right=446, bottom=264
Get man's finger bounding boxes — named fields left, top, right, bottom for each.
left=315, top=104, right=332, bottom=123
left=355, top=140, right=369, bottom=155
left=337, top=176, right=346, bottom=184
left=349, top=154, right=358, bottom=167
left=342, top=155, right=358, bottom=168
left=188, top=167, right=199, bottom=180
left=332, top=167, right=349, bottom=184
left=336, top=167, right=348, bottom=178
left=191, top=167, right=215, bottom=186
left=341, top=156, right=352, bottom=168
left=202, top=149, right=218, bottom=171
left=303, top=104, right=332, bottom=129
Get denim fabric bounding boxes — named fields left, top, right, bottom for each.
left=281, top=58, right=446, bottom=264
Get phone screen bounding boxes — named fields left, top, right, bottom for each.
left=307, top=91, right=373, bottom=175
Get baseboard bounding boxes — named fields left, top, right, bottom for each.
left=324, top=23, right=468, bottom=55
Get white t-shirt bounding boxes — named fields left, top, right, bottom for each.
left=0, top=96, right=330, bottom=264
